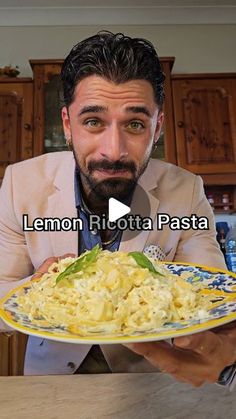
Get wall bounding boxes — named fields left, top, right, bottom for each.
left=0, top=24, right=236, bottom=77
left=1, top=23, right=235, bottom=223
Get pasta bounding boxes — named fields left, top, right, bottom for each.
left=17, top=249, right=212, bottom=336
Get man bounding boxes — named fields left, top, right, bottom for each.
left=0, top=32, right=235, bottom=388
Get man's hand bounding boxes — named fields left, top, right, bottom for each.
left=32, top=254, right=76, bottom=279
left=124, top=322, right=236, bottom=387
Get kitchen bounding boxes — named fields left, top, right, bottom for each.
left=0, top=1, right=236, bottom=418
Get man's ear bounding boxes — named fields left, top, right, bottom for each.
left=61, top=106, right=71, bottom=141
left=154, top=111, right=164, bottom=146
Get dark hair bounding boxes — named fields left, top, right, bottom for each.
left=61, top=31, right=165, bottom=109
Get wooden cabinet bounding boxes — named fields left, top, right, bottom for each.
left=30, top=58, right=176, bottom=163
left=30, top=60, right=63, bottom=157
left=204, top=185, right=236, bottom=214
left=0, top=78, right=32, bottom=374
left=172, top=74, right=236, bottom=175
left=0, top=332, right=28, bottom=376
left=172, top=74, right=236, bottom=213
left=0, top=78, right=33, bottom=183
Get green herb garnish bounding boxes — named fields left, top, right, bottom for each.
left=56, top=244, right=101, bottom=284
left=128, top=251, right=165, bottom=276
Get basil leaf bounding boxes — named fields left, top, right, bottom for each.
left=128, top=251, right=165, bottom=276
left=56, top=244, right=101, bottom=284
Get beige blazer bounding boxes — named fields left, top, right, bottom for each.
left=0, top=152, right=226, bottom=375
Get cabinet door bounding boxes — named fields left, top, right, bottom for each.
left=172, top=77, right=236, bottom=174
left=0, top=81, right=33, bottom=182
left=0, top=332, right=28, bottom=376
left=30, top=61, right=63, bottom=156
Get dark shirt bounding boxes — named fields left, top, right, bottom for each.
left=74, top=168, right=122, bottom=255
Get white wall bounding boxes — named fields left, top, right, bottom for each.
left=0, top=24, right=235, bottom=77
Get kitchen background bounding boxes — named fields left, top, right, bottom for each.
left=0, top=1, right=236, bottom=231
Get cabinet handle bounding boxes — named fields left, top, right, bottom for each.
left=24, top=123, right=31, bottom=130
left=177, top=121, right=184, bottom=128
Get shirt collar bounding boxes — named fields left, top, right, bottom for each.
left=75, top=168, right=97, bottom=216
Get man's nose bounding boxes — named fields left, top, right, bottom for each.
left=100, top=124, right=128, bottom=161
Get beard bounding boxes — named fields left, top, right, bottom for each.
left=71, top=144, right=152, bottom=210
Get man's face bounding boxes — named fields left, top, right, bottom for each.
left=62, top=75, right=164, bottom=201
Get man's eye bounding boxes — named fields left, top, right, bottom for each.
left=84, top=119, right=102, bottom=127
left=128, top=121, right=145, bottom=131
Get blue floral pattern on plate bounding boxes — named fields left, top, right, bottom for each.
left=0, top=262, right=236, bottom=344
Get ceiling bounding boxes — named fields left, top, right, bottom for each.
left=0, top=0, right=235, bottom=25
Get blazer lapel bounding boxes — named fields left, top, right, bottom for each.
left=45, top=155, right=161, bottom=256
left=45, top=153, right=78, bottom=257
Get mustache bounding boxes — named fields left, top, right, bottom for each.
left=87, top=159, right=137, bottom=174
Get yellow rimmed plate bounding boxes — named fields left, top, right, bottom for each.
left=0, top=262, right=236, bottom=344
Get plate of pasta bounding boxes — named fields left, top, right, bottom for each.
left=0, top=246, right=236, bottom=344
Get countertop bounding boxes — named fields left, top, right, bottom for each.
left=0, top=373, right=235, bottom=419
